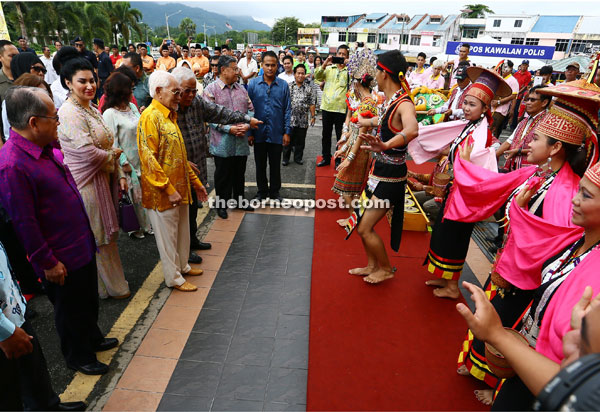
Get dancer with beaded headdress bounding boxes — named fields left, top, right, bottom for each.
left=332, top=48, right=378, bottom=227
left=445, top=79, right=600, bottom=405
left=344, top=50, right=418, bottom=284
left=422, top=67, right=511, bottom=299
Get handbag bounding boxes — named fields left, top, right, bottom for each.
left=118, top=190, right=140, bottom=233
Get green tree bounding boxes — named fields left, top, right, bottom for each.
left=271, top=17, right=301, bottom=45
left=70, top=3, right=111, bottom=45
left=105, top=2, right=143, bottom=46
left=179, top=17, right=196, bottom=38
left=193, top=33, right=205, bottom=44
left=462, top=4, right=494, bottom=18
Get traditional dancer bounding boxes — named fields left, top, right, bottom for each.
left=332, top=48, right=378, bottom=227
left=344, top=50, right=418, bottom=284
left=481, top=160, right=600, bottom=410
left=424, top=67, right=511, bottom=299
left=445, top=79, right=600, bottom=405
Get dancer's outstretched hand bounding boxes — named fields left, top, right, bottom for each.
left=456, top=282, right=504, bottom=344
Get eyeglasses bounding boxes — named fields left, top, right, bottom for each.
left=74, top=43, right=84, bottom=48
left=168, top=88, right=182, bottom=96
left=31, top=114, right=60, bottom=122
left=31, top=65, right=47, bottom=74
left=525, top=97, right=541, bottom=102
left=210, top=64, right=218, bottom=67
left=182, top=88, right=197, bottom=95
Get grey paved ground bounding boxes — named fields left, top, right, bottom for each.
left=25, top=112, right=510, bottom=399
left=158, top=213, right=313, bottom=411
left=28, top=119, right=324, bottom=395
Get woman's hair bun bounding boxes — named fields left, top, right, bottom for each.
left=52, top=46, right=80, bottom=73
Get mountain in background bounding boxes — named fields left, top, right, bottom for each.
left=135, top=2, right=271, bottom=33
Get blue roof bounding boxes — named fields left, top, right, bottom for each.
left=408, top=14, right=425, bottom=29
left=353, top=13, right=389, bottom=29
left=415, top=15, right=458, bottom=32
left=531, top=16, right=580, bottom=33
left=321, top=15, right=363, bottom=28
left=365, top=13, right=386, bottom=20
left=381, top=17, right=407, bottom=30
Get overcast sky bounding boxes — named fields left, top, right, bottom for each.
left=170, top=0, right=597, bottom=27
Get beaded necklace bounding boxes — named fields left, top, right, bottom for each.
left=521, top=237, right=600, bottom=346
left=70, top=96, right=115, bottom=149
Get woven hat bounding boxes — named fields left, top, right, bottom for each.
left=585, top=162, right=600, bottom=188
left=347, top=48, right=377, bottom=81
left=465, top=67, right=511, bottom=106
left=536, top=79, right=600, bottom=146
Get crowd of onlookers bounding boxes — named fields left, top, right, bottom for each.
left=0, top=33, right=334, bottom=410
left=3, top=32, right=600, bottom=411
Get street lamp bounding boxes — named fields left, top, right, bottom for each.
left=165, top=10, right=182, bottom=40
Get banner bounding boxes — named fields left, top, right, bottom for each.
left=445, top=41, right=554, bottom=59
left=0, top=4, right=10, bottom=41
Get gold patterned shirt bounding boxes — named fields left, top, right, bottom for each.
left=137, top=99, right=203, bottom=211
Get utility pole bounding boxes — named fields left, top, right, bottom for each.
left=165, top=10, right=182, bottom=40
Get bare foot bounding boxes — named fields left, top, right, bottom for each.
left=433, top=286, right=460, bottom=299
left=349, top=266, right=375, bottom=276
left=457, top=365, right=470, bottom=376
left=474, top=389, right=493, bottom=406
left=337, top=218, right=349, bottom=227
left=425, top=279, right=447, bottom=287
left=364, top=269, right=395, bottom=284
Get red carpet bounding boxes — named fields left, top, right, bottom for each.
left=307, top=159, right=486, bottom=411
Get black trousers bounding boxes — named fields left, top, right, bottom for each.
left=321, top=110, right=346, bottom=160
left=214, top=155, right=248, bottom=207
left=0, top=219, right=43, bottom=295
left=510, top=98, right=522, bottom=130
left=42, top=258, right=103, bottom=367
left=254, top=142, right=282, bottom=197
left=283, top=127, right=308, bottom=162
left=189, top=185, right=199, bottom=245
left=492, top=375, right=535, bottom=411
left=0, top=320, right=60, bottom=411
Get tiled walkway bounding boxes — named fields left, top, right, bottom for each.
left=103, top=209, right=314, bottom=411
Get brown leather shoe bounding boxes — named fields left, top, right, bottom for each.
left=173, top=281, right=198, bottom=292
left=183, top=268, right=203, bottom=276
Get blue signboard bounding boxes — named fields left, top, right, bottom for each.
left=445, top=41, right=555, bottom=60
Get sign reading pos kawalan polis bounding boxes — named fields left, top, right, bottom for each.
left=446, top=41, right=555, bottom=59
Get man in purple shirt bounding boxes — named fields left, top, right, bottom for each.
left=0, top=86, right=117, bottom=375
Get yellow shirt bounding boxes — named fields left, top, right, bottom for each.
left=156, top=56, right=176, bottom=71
left=137, top=99, right=203, bottom=211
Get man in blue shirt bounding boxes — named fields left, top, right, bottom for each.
left=16, top=37, right=35, bottom=53
left=93, top=38, right=114, bottom=99
left=247, top=51, right=292, bottom=201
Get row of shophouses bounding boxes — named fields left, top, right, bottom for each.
left=299, top=13, right=600, bottom=63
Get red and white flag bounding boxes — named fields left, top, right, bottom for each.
left=225, top=22, right=233, bottom=30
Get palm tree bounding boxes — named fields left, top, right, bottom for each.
left=26, top=2, right=62, bottom=46
left=71, top=3, right=111, bottom=45
left=105, top=2, right=143, bottom=46
left=179, top=17, right=196, bottom=39
left=462, top=4, right=494, bottom=18
left=53, top=3, right=83, bottom=43
left=3, top=2, right=30, bottom=40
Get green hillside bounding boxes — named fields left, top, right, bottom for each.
left=135, top=1, right=271, bottom=33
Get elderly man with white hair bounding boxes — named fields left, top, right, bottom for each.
left=172, top=66, right=262, bottom=236
left=137, top=70, right=207, bottom=292
left=423, top=59, right=445, bottom=89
